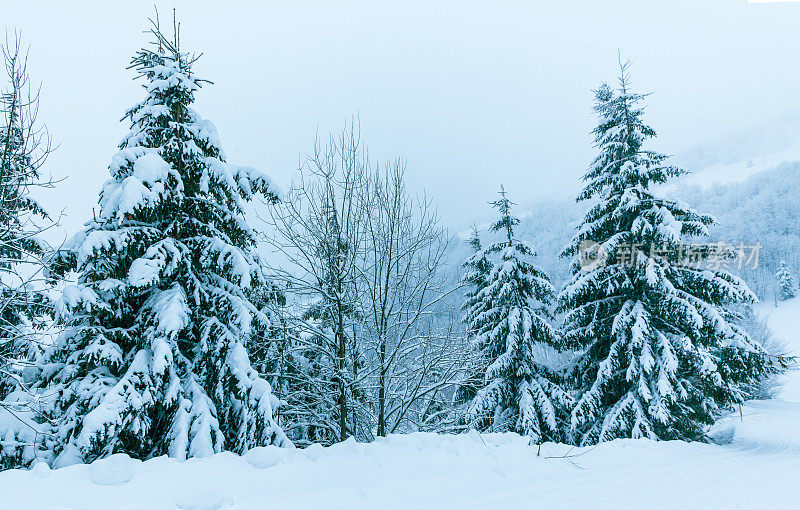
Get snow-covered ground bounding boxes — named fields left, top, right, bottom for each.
left=3, top=300, right=800, bottom=510
left=1, top=431, right=798, bottom=510
left=672, top=114, right=800, bottom=190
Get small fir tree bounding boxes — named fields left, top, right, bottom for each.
left=0, top=35, right=53, bottom=397
left=775, top=260, right=796, bottom=301
left=0, top=34, right=55, bottom=470
left=466, top=187, right=571, bottom=442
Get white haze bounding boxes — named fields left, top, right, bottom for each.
left=6, top=0, right=800, bottom=239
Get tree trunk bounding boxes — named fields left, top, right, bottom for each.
left=377, top=335, right=386, bottom=436
left=337, top=309, right=348, bottom=442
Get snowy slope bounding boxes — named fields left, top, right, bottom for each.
left=675, top=138, right=800, bottom=189
left=3, top=301, right=800, bottom=509
left=673, top=114, right=800, bottom=189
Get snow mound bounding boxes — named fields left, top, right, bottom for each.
left=1, top=432, right=798, bottom=509
left=243, top=445, right=294, bottom=469
left=88, top=454, right=139, bottom=486
left=31, top=462, right=50, bottom=479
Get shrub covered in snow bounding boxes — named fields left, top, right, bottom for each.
left=0, top=391, right=51, bottom=469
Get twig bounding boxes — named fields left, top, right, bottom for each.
left=543, top=443, right=600, bottom=470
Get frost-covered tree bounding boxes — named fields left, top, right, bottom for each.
left=264, top=124, right=458, bottom=442
left=774, top=260, right=795, bottom=301
left=361, top=159, right=453, bottom=437
left=38, top=20, right=290, bottom=467
left=466, top=187, right=571, bottom=442
left=461, top=225, right=493, bottom=337
left=558, top=60, right=783, bottom=445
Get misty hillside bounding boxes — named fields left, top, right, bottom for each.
left=674, top=112, right=800, bottom=181
left=448, top=160, right=800, bottom=302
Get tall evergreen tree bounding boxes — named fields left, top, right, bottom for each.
left=558, top=60, right=782, bottom=445
left=775, top=260, right=795, bottom=302
left=466, top=188, right=571, bottom=442
left=39, top=19, right=290, bottom=467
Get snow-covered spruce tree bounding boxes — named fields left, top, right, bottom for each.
left=461, top=225, right=493, bottom=339
left=775, top=260, right=795, bottom=301
left=466, top=188, right=571, bottom=442
left=558, top=61, right=783, bottom=445
left=39, top=22, right=290, bottom=467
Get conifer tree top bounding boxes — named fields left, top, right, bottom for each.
left=579, top=58, right=683, bottom=203
left=488, top=185, right=520, bottom=247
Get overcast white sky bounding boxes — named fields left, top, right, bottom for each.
left=7, top=0, right=800, bottom=236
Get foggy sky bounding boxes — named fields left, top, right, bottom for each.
left=7, top=0, right=800, bottom=237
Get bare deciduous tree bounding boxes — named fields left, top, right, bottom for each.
left=259, top=120, right=371, bottom=444
left=258, top=119, right=466, bottom=443
left=360, top=159, right=460, bottom=436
